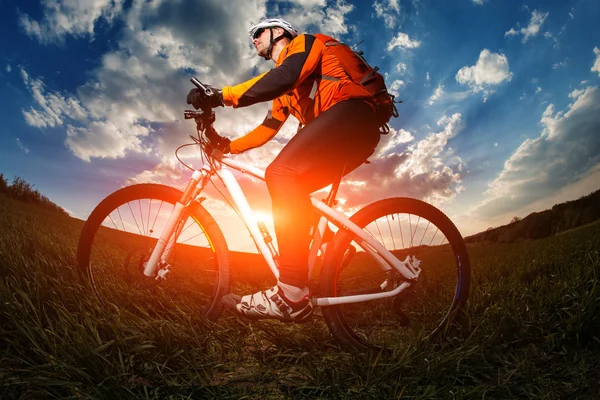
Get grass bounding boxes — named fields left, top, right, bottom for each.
left=0, top=193, right=599, bottom=398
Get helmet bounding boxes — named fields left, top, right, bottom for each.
left=249, top=18, right=298, bottom=40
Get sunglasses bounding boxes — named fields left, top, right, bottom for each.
left=252, top=27, right=266, bottom=40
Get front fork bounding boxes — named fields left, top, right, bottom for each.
left=143, top=169, right=206, bottom=278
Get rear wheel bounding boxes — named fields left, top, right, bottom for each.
left=77, top=184, right=229, bottom=320
left=320, top=198, right=470, bottom=351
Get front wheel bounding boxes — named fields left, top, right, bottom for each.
left=320, top=198, right=470, bottom=351
left=77, top=184, right=230, bottom=320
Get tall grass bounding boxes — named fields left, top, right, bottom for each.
left=0, top=194, right=599, bottom=398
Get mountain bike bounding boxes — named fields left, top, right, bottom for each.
left=76, top=78, right=470, bottom=351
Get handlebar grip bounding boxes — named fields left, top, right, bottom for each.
left=190, top=78, right=213, bottom=96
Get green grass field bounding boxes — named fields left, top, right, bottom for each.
left=1, top=194, right=599, bottom=398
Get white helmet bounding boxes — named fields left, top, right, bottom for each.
left=249, top=18, right=298, bottom=40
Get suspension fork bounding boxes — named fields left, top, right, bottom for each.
left=143, top=169, right=206, bottom=277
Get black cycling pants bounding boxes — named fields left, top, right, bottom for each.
left=265, top=98, right=381, bottom=288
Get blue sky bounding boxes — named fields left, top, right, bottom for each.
left=1, top=0, right=600, bottom=251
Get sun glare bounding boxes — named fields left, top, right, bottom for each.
left=252, top=210, right=273, bottom=224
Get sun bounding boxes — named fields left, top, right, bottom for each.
left=252, top=210, right=273, bottom=224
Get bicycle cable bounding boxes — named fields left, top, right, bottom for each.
left=175, top=122, right=250, bottom=237
left=175, top=142, right=201, bottom=171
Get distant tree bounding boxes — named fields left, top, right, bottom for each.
left=3, top=174, right=69, bottom=217
left=469, top=188, right=600, bottom=243
left=0, top=173, right=8, bottom=194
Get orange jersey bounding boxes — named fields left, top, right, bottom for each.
left=221, top=34, right=373, bottom=154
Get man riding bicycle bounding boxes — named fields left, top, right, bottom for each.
left=187, top=18, right=382, bottom=322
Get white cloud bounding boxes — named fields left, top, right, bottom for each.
left=19, top=0, right=124, bottom=44
left=427, top=84, right=444, bottom=105
left=535, top=86, right=542, bottom=95
left=387, top=32, right=421, bottom=51
left=396, top=62, right=407, bottom=74
left=473, top=86, right=600, bottom=219
left=282, top=0, right=355, bottom=37
left=374, top=127, right=414, bottom=158
left=373, top=0, right=402, bottom=29
left=592, top=47, right=600, bottom=77
left=553, top=59, right=567, bottom=69
left=5, top=64, right=11, bottom=73
left=19, top=0, right=277, bottom=161
left=456, top=49, right=512, bottom=100
left=388, top=79, right=405, bottom=97
left=568, top=88, right=585, bottom=100
left=20, top=67, right=89, bottom=129
left=505, top=10, right=549, bottom=43
left=341, top=113, right=465, bottom=209
left=471, top=0, right=485, bottom=5
left=426, top=72, right=430, bottom=81
left=16, top=138, right=29, bottom=154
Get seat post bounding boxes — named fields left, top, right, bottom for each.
left=324, top=164, right=346, bottom=207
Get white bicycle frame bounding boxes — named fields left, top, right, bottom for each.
left=143, top=151, right=421, bottom=307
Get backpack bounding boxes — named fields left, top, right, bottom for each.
left=314, top=34, right=399, bottom=133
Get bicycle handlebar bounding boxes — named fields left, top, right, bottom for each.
left=190, top=77, right=214, bottom=97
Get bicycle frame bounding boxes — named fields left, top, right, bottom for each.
left=143, top=150, right=421, bottom=307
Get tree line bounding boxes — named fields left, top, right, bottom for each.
left=466, top=189, right=600, bottom=243
left=0, top=173, right=69, bottom=217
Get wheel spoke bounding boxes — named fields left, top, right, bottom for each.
left=138, top=199, right=146, bottom=236
left=386, top=215, right=396, bottom=250
left=322, top=198, right=470, bottom=351
left=79, top=185, right=229, bottom=321
left=398, top=213, right=405, bottom=249
left=419, top=220, right=431, bottom=246
left=375, top=219, right=385, bottom=247
left=117, top=207, right=126, bottom=231
left=150, top=201, right=165, bottom=234
left=127, top=202, right=143, bottom=236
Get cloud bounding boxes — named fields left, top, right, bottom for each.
left=341, top=113, right=465, bottom=210
left=18, top=0, right=124, bottom=44
left=472, top=86, right=600, bottom=219
left=5, top=64, right=11, bottom=73
left=373, top=0, right=402, bottom=29
left=388, top=79, right=405, bottom=97
left=471, top=0, right=485, bottom=4
left=16, top=138, right=30, bottom=154
left=282, top=0, right=355, bottom=37
left=19, top=0, right=275, bottom=161
left=374, top=127, right=414, bottom=158
left=387, top=32, right=421, bottom=51
left=553, top=59, right=567, bottom=69
left=505, top=10, right=549, bottom=43
left=427, top=84, right=444, bottom=105
left=456, top=49, right=512, bottom=100
left=395, top=62, right=407, bottom=74
left=592, top=47, right=600, bottom=77
left=568, top=88, right=585, bottom=100
left=20, top=67, right=89, bottom=129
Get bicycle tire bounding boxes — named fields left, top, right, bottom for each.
left=77, top=184, right=230, bottom=321
left=320, top=197, right=470, bottom=351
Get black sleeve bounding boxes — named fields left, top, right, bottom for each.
left=238, top=35, right=317, bottom=107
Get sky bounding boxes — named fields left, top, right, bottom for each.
left=1, top=0, right=600, bottom=252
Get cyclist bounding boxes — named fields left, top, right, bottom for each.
left=187, top=18, right=381, bottom=322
